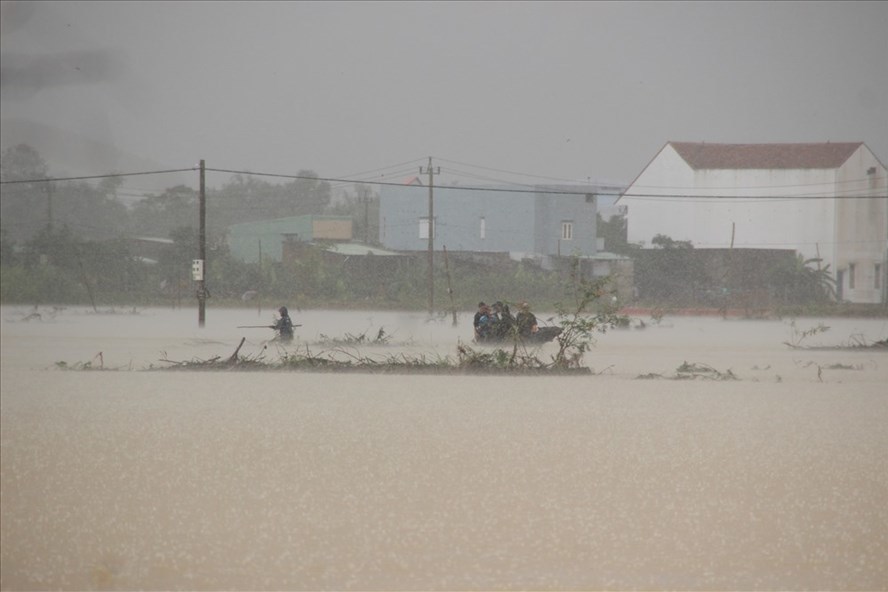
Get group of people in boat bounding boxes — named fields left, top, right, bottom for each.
left=473, top=300, right=540, bottom=343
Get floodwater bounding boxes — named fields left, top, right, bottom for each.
left=1, top=304, right=887, bottom=591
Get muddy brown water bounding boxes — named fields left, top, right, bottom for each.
left=2, top=305, right=887, bottom=590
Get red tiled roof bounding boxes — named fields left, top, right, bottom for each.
left=670, top=142, right=863, bottom=170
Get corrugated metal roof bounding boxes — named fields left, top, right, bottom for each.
left=323, top=243, right=405, bottom=257
left=670, top=141, right=863, bottom=170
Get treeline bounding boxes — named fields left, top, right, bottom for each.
left=0, top=223, right=585, bottom=311
left=0, top=143, right=376, bottom=245
left=1, top=143, right=873, bottom=313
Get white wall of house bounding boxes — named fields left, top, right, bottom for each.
left=834, top=146, right=888, bottom=303
left=621, top=143, right=888, bottom=304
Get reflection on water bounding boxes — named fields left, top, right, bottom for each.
left=2, top=306, right=887, bottom=589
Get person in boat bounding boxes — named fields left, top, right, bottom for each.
left=473, top=302, right=486, bottom=332
left=516, top=301, right=539, bottom=338
left=473, top=302, right=495, bottom=342
left=273, top=306, right=295, bottom=341
left=491, top=301, right=515, bottom=339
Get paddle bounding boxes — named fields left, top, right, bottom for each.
left=237, top=324, right=303, bottom=329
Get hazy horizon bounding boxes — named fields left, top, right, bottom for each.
left=2, top=1, right=887, bottom=196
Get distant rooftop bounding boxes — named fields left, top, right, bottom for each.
left=669, top=141, right=863, bottom=170
left=323, top=243, right=404, bottom=257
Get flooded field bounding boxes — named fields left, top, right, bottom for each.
left=2, top=305, right=887, bottom=590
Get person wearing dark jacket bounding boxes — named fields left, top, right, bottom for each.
left=516, top=302, right=539, bottom=338
left=473, top=302, right=494, bottom=342
left=492, top=301, right=515, bottom=339
left=273, top=306, right=295, bottom=341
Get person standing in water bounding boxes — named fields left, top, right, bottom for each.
left=273, top=306, right=295, bottom=341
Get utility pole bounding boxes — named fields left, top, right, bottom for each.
left=419, top=157, right=440, bottom=314
left=360, top=184, right=370, bottom=244
left=45, top=182, right=53, bottom=230
left=197, top=159, right=207, bottom=327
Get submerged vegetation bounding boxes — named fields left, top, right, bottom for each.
left=783, top=319, right=888, bottom=350
left=55, top=271, right=627, bottom=375
left=636, top=362, right=738, bottom=381
left=50, top=282, right=885, bottom=378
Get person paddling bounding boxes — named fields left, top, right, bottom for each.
left=237, top=308, right=300, bottom=342
left=273, top=306, right=295, bottom=341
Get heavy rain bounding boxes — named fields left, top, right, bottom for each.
left=2, top=2, right=888, bottom=591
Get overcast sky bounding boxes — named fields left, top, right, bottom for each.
left=1, top=0, right=886, bottom=194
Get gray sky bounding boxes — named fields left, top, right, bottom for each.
left=2, top=0, right=886, bottom=194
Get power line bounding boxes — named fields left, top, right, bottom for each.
left=0, top=168, right=196, bottom=184
left=206, top=167, right=887, bottom=199
left=433, top=156, right=602, bottom=185
left=333, top=157, right=428, bottom=180
left=2, top=164, right=885, bottom=200
left=617, top=191, right=887, bottom=201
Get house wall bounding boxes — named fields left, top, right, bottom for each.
left=622, top=143, right=888, bottom=303
left=227, top=215, right=352, bottom=263
left=624, top=145, right=696, bottom=244
left=379, top=185, right=598, bottom=258
left=625, top=145, right=835, bottom=260
left=379, top=185, right=536, bottom=253
left=834, top=146, right=888, bottom=303
left=312, top=219, right=353, bottom=241
left=228, top=218, right=310, bottom=263
left=533, top=192, right=597, bottom=258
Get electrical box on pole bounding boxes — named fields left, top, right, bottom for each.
left=191, top=259, right=204, bottom=281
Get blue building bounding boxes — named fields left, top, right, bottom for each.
left=378, top=183, right=611, bottom=265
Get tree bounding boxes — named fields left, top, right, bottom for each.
left=0, top=144, right=51, bottom=241
left=327, top=184, right=380, bottom=245
left=596, top=211, right=633, bottom=255
left=129, top=185, right=198, bottom=238
left=769, top=254, right=837, bottom=305
left=208, top=172, right=333, bottom=233
left=282, top=171, right=332, bottom=216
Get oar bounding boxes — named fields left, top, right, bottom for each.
left=237, top=324, right=303, bottom=328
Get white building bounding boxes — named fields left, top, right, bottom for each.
left=617, top=142, right=888, bottom=304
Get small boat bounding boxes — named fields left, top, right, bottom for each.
left=475, top=325, right=562, bottom=345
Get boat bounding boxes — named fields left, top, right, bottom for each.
left=475, top=325, right=562, bottom=345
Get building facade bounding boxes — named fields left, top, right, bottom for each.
left=617, top=142, right=888, bottom=304
left=227, top=215, right=353, bottom=263
left=378, top=183, right=611, bottom=266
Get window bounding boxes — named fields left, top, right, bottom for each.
left=848, top=263, right=856, bottom=289
left=876, top=263, right=882, bottom=290
left=480, top=217, right=486, bottom=240
left=419, top=217, right=435, bottom=239
left=561, top=221, right=573, bottom=240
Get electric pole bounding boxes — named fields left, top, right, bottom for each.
left=360, top=184, right=370, bottom=244
left=197, top=159, right=207, bottom=327
left=45, top=182, right=53, bottom=230
left=420, top=157, right=440, bottom=315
